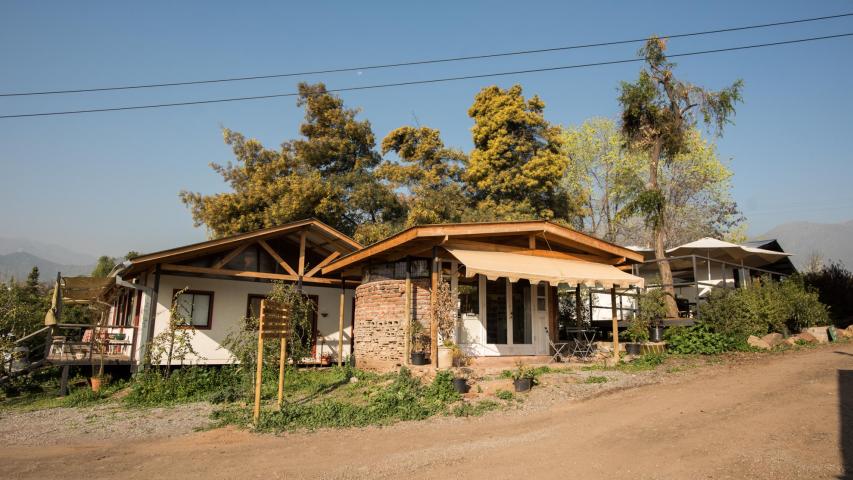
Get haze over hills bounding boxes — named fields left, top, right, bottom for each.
left=755, top=219, right=853, bottom=270
left=0, top=236, right=97, bottom=283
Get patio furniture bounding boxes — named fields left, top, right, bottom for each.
left=565, top=327, right=596, bottom=360
left=544, top=327, right=569, bottom=363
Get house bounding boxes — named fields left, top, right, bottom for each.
left=320, top=221, right=645, bottom=370
left=45, top=219, right=361, bottom=373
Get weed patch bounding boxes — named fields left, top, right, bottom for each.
left=585, top=376, right=608, bottom=384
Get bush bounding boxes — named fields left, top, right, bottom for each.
left=699, top=276, right=829, bottom=337
left=804, top=262, right=853, bottom=328
left=125, top=367, right=243, bottom=407
left=664, top=322, right=741, bottom=355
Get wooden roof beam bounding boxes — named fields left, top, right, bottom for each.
left=258, top=240, right=298, bottom=276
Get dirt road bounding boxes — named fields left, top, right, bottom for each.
left=3, top=344, right=852, bottom=480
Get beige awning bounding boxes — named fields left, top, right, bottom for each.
left=444, top=248, right=644, bottom=288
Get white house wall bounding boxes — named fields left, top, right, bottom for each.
left=145, top=274, right=354, bottom=365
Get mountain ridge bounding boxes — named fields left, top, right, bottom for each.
left=755, top=219, right=853, bottom=270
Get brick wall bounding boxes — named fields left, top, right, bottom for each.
left=354, top=278, right=431, bottom=371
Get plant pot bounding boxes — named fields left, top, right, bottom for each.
left=648, top=325, right=664, bottom=342
left=452, top=377, right=469, bottom=394
left=410, top=352, right=428, bottom=365
left=437, top=346, right=454, bottom=368
left=513, top=377, right=533, bottom=393
left=625, top=343, right=642, bottom=355
left=90, top=377, right=102, bottom=392
left=114, top=333, right=126, bottom=341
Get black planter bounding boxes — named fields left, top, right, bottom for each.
left=452, top=377, right=470, bottom=394
left=648, top=325, right=664, bottom=343
left=410, top=352, right=428, bottom=365
left=513, top=377, right=533, bottom=392
left=625, top=343, right=642, bottom=355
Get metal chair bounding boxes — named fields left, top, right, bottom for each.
left=569, top=328, right=597, bottom=360
left=544, top=327, right=569, bottom=363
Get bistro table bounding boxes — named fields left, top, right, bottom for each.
left=563, top=327, right=597, bottom=359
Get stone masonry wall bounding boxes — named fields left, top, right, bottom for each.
left=354, top=278, right=431, bottom=371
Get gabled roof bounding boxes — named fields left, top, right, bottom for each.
left=323, top=220, right=644, bottom=276
left=121, top=218, right=361, bottom=276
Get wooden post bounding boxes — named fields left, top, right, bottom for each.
left=337, top=276, right=345, bottom=367
left=59, top=365, right=70, bottom=396
left=404, top=260, right=411, bottom=365
left=430, top=247, right=439, bottom=367
left=253, top=300, right=266, bottom=424
left=575, top=284, right=582, bottom=327
left=297, top=230, right=307, bottom=291
left=610, top=286, right=619, bottom=362
left=277, top=335, right=286, bottom=408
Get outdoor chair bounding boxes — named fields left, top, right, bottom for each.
left=544, top=327, right=569, bottom=363
left=569, top=329, right=596, bottom=360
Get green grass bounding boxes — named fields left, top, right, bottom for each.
left=585, top=375, right=608, bottom=384
left=495, top=389, right=513, bottom=401
left=451, top=400, right=501, bottom=417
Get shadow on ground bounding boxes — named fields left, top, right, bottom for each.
left=839, top=367, right=852, bottom=479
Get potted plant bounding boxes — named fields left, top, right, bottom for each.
left=432, top=281, right=458, bottom=368
left=90, top=330, right=108, bottom=392
left=437, top=340, right=455, bottom=369
left=511, top=362, right=535, bottom=392
left=624, top=314, right=649, bottom=355
left=452, top=371, right=470, bottom=394
left=409, top=320, right=429, bottom=365
left=637, top=289, right=668, bottom=343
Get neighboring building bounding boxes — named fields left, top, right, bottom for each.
left=44, top=219, right=361, bottom=372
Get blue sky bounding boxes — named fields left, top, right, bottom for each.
left=1, top=1, right=852, bottom=258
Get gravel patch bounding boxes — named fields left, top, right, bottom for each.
left=0, top=401, right=214, bottom=447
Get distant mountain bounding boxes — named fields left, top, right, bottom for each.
left=755, top=220, right=853, bottom=270
left=0, top=236, right=96, bottom=265
left=0, top=252, right=93, bottom=283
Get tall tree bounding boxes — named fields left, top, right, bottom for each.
left=378, top=126, right=468, bottom=227
left=464, top=85, right=570, bottom=222
left=181, top=83, right=403, bottom=242
left=619, top=37, right=743, bottom=317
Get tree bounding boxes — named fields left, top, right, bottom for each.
left=378, top=126, right=468, bottom=227
left=464, top=85, right=571, bottom=222
left=562, top=118, right=645, bottom=242
left=91, top=256, right=117, bottom=278
left=618, top=37, right=743, bottom=317
left=180, top=83, right=402, bottom=244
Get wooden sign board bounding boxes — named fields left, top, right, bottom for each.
left=260, top=300, right=290, bottom=339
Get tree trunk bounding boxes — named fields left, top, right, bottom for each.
left=648, top=140, right=679, bottom=319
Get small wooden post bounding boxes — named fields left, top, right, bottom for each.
left=337, top=276, right=345, bottom=367
left=277, top=335, right=286, bottom=408
left=404, top=260, right=412, bottom=365
left=430, top=247, right=439, bottom=367
left=610, top=286, right=619, bottom=361
left=253, top=300, right=266, bottom=424
left=297, top=230, right=307, bottom=291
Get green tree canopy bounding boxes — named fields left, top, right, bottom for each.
left=464, top=85, right=570, bottom=222
left=378, top=126, right=468, bottom=227
left=180, top=83, right=403, bottom=243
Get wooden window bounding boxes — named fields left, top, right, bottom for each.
left=536, top=283, right=547, bottom=311
left=173, top=289, right=214, bottom=329
left=246, top=294, right=265, bottom=320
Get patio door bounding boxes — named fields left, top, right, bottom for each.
left=481, top=277, right=546, bottom=356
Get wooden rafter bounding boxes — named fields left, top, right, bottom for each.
left=258, top=240, right=298, bottom=276
left=213, top=243, right=250, bottom=269
left=161, top=263, right=358, bottom=287
left=305, top=251, right=341, bottom=278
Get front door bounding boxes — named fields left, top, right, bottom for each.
left=481, top=277, right=546, bottom=356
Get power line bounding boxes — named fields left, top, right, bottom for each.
left=2, top=12, right=852, bottom=98
left=2, top=32, right=851, bottom=120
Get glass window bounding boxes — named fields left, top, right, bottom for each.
left=486, top=278, right=507, bottom=344
left=537, top=283, right=547, bottom=311
left=174, top=290, right=213, bottom=328
left=246, top=294, right=264, bottom=320
left=457, top=276, right=479, bottom=317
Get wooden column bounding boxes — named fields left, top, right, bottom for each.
left=338, top=276, right=345, bottom=367
left=430, top=247, right=439, bottom=366
left=297, top=231, right=307, bottom=291
left=253, top=302, right=266, bottom=424
left=277, top=335, right=286, bottom=408
left=404, top=260, right=412, bottom=365
left=575, top=284, right=582, bottom=327
left=610, top=286, right=619, bottom=362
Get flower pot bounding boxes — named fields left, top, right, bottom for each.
left=90, top=377, right=102, bottom=392
left=452, top=377, right=469, bottom=394
left=410, top=352, right=428, bottom=365
left=513, top=377, right=533, bottom=393
left=114, top=333, right=126, bottom=341
left=648, top=325, right=664, bottom=343
left=437, top=346, right=454, bottom=368
left=625, top=343, right=642, bottom=355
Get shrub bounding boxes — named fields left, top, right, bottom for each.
left=495, top=389, right=513, bottom=401
left=664, top=322, right=740, bottom=354
left=803, top=262, right=853, bottom=328
left=125, top=367, right=243, bottom=407
left=699, top=276, right=829, bottom=337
